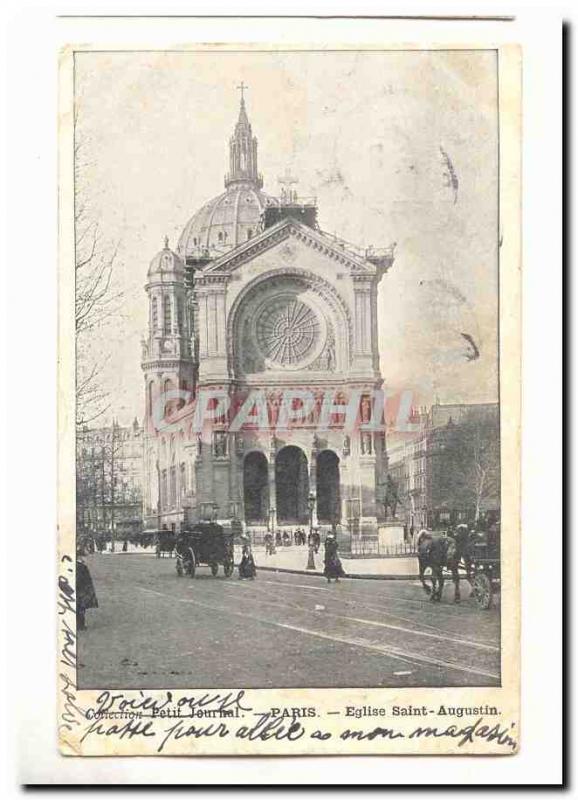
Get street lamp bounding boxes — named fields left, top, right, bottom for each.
left=306, top=493, right=317, bottom=570
left=307, top=492, right=316, bottom=537
left=269, top=507, right=276, bottom=553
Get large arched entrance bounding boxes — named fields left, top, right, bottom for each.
left=275, top=446, right=309, bottom=524
left=316, top=450, right=341, bottom=524
left=243, top=451, right=269, bottom=522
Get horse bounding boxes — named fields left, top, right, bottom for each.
left=417, top=527, right=470, bottom=603
left=454, top=523, right=475, bottom=584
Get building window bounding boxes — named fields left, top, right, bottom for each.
left=177, top=297, right=184, bottom=333
left=148, top=381, right=154, bottom=417
left=170, top=465, right=177, bottom=508
left=201, top=502, right=216, bottom=521
left=163, top=295, right=171, bottom=334
left=218, top=231, right=223, bottom=242
left=212, top=431, right=228, bottom=458
left=180, top=463, right=186, bottom=498
left=152, top=297, right=158, bottom=330
left=163, top=379, right=175, bottom=418
left=247, top=228, right=253, bottom=240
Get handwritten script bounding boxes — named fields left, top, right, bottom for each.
left=58, top=555, right=85, bottom=738
left=75, top=691, right=517, bottom=753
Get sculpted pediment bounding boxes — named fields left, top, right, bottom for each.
left=202, top=219, right=378, bottom=277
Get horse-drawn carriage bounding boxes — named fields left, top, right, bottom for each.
left=174, top=523, right=235, bottom=578
left=467, top=527, right=501, bottom=610
left=153, top=529, right=175, bottom=558
left=417, top=523, right=500, bottom=608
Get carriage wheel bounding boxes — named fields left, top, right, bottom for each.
left=186, top=550, right=196, bottom=578
left=223, top=559, right=234, bottom=578
left=473, top=572, right=493, bottom=609
left=210, top=562, right=219, bottom=577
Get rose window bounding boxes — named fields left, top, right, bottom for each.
left=256, top=298, right=320, bottom=366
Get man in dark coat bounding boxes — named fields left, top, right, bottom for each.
left=76, top=557, right=98, bottom=630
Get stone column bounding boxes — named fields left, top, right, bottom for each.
left=352, top=277, right=376, bottom=377
left=338, top=455, right=348, bottom=525
left=197, top=277, right=229, bottom=382
left=268, top=440, right=277, bottom=530
left=197, top=290, right=209, bottom=359
left=309, top=445, right=318, bottom=527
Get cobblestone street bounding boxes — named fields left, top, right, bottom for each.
left=77, top=553, right=501, bottom=690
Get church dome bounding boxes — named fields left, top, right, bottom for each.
left=177, top=92, right=280, bottom=261
left=177, top=185, right=279, bottom=258
left=148, top=236, right=185, bottom=279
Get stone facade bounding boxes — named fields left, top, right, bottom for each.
left=141, top=96, right=395, bottom=541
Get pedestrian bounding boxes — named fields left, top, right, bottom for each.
left=313, top=529, right=321, bottom=553
left=122, top=540, right=128, bottom=552
left=282, top=531, right=290, bottom=547
left=323, top=533, right=345, bottom=583
left=76, top=551, right=98, bottom=631
left=238, top=541, right=257, bottom=580
left=264, top=531, right=273, bottom=555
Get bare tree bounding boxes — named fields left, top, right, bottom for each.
left=76, top=421, right=143, bottom=548
left=469, top=416, right=500, bottom=524
left=430, top=410, right=500, bottom=524
left=74, top=105, right=123, bottom=427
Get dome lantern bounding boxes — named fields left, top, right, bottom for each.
left=224, top=84, right=263, bottom=190
left=147, top=236, right=185, bottom=279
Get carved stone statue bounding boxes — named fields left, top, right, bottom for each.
left=361, top=432, right=373, bottom=455
left=325, top=340, right=335, bottom=371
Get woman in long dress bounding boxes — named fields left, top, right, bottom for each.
left=238, top=541, right=257, bottom=580
left=323, top=534, right=345, bottom=583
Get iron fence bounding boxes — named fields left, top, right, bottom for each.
left=348, top=540, right=417, bottom=558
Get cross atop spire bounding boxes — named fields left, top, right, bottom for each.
left=278, top=168, right=299, bottom=203
left=237, top=81, right=248, bottom=102
left=278, top=168, right=298, bottom=188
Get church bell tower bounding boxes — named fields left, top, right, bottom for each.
left=141, top=237, right=195, bottom=428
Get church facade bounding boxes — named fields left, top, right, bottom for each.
left=141, top=94, right=395, bottom=542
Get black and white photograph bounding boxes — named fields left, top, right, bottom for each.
left=56, top=38, right=522, bottom=758
left=74, top=49, right=503, bottom=690
left=3, top=3, right=567, bottom=785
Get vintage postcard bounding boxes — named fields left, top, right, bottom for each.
left=58, top=40, right=521, bottom=756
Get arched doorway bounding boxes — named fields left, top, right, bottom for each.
left=243, top=452, right=269, bottom=522
left=316, top=450, right=341, bottom=524
left=275, top=446, right=309, bottom=524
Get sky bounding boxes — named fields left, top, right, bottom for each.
left=74, top=48, right=499, bottom=426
